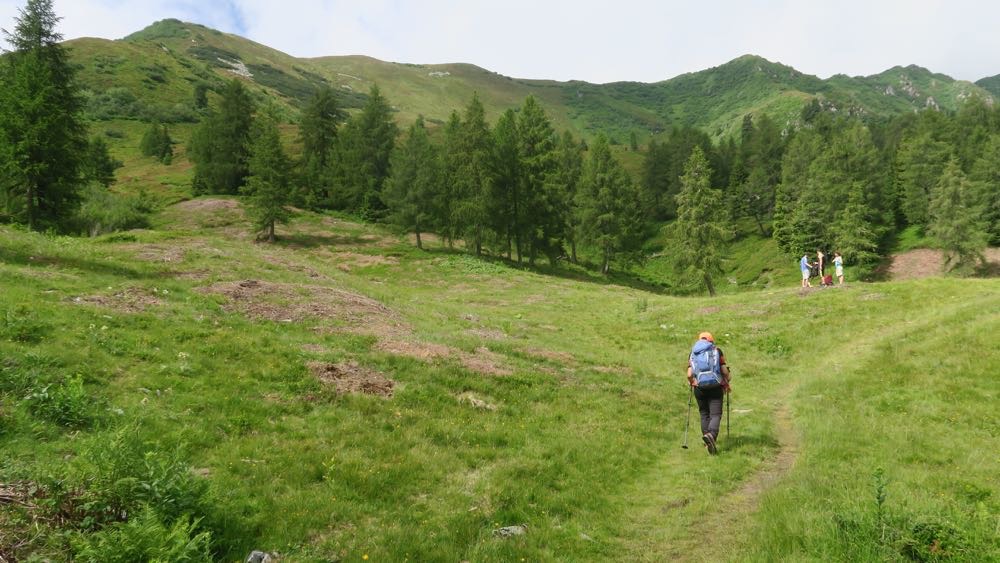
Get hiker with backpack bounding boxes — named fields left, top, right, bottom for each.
left=686, top=332, right=731, bottom=455
left=800, top=253, right=812, bottom=288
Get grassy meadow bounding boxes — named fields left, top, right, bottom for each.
left=1, top=198, right=997, bottom=561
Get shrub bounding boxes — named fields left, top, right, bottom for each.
left=72, top=506, right=212, bottom=563
left=78, top=426, right=209, bottom=526
left=76, top=184, right=152, bottom=236
left=24, top=374, right=95, bottom=428
left=0, top=307, right=49, bottom=343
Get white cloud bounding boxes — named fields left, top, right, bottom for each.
left=1, top=0, right=998, bottom=83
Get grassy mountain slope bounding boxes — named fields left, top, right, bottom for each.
left=1, top=200, right=996, bottom=560
left=976, top=73, right=1000, bottom=98
left=66, top=20, right=995, bottom=144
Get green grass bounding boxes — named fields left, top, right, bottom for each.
left=1, top=200, right=997, bottom=561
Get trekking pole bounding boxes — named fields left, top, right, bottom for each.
left=682, top=385, right=693, bottom=449
left=726, top=388, right=731, bottom=440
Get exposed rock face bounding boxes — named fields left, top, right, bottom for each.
left=925, top=96, right=940, bottom=110
left=218, top=57, right=253, bottom=79
left=884, top=85, right=896, bottom=96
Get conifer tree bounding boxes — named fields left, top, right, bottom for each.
left=438, top=110, right=463, bottom=246
left=448, top=94, right=494, bottom=256
left=549, top=131, right=584, bottom=264
left=491, top=109, right=520, bottom=259
left=896, top=131, right=951, bottom=228
left=0, top=0, right=87, bottom=230
left=673, top=146, right=728, bottom=295
left=516, top=96, right=557, bottom=264
left=832, top=181, right=882, bottom=270
left=80, top=136, right=122, bottom=188
left=577, top=134, right=643, bottom=275
left=330, top=84, right=397, bottom=214
left=971, top=134, right=1000, bottom=244
left=189, top=79, right=254, bottom=195
left=384, top=116, right=440, bottom=249
left=140, top=122, right=173, bottom=164
left=297, top=86, right=342, bottom=209
left=241, top=115, right=291, bottom=243
left=928, top=159, right=988, bottom=275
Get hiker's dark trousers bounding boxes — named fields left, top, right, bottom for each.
left=694, top=386, right=724, bottom=440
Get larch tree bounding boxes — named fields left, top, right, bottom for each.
left=516, top=96, right=557, bottom=264
left=491, top=108, right=520, bottom=260
left=297, top=86, right=342, bottom=209
left=0, top=0, right=87, bottom=230
left=549, top=130, right=584, bottom=264
left=384, top=116, right=441, bottom=249
left=896, top=131, right=951, bottom=228
left=673, top=146, right=729, bottom=295
left=189, top=78, right=254, bottom=195
left=971, top=134, right=1000, bottom=245
left=241, top=115, right=292, bottom=243
left=576, top=134, right=643, bottom=275
left=447, top=94, right=494, bottom=256
left=928, top=159, right=988, bottom=275
left=330, top=84, right=397, bottom=214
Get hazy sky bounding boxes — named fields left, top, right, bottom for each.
left=1, top=0, right=997, bottom=84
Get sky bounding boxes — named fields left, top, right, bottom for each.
left=1, top=0, right=998, bottom=84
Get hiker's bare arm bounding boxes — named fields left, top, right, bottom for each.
left=686, top=366, right=695, bottom=386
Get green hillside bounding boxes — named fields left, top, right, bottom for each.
left=1, top=200, right=996, bottom=561
left=66, top=19, right=995, bottom=144
left=976, top=73, right=1000, bottom=97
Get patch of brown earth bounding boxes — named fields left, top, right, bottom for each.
left=375, top=339, right=453, bottom=360
left=70, top=287, right=163, bottom=313
left=465, top=327, right=507, bottom=340
left=327, top=251, right=399, bottom=272
left=886, top=247, right=1000, bottom=280
left=459, top=347, right=513, bottom=376
left=308, top=361, right=395, bottom=397
left=197, top=280, right=404, bottom=335
left=174, top=198, right=241, bottom=213
left=259, top=253, right=325, bottom=279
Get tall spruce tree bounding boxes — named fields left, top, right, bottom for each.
left=896, top=131, right=951, bottom=228
left=673, top=146, right=729, bottom=295
left=928, top=159, right=988, bottom=275
left=297, top=86, right=342, bottom=209
left=448, top=94, right=494, bottom=256
left=0, top=0, right=86, bottom=230
left=384, top=116, right=440, bottom=249
left=189, top=79, right=254, bottom=195
left=576, top=134, right=643, bottom=275
left=549, top=130, right=584, bottom=264
left=516, top=96, right=557, bottom=264
left=80, top=136, right=122, bottom=188
left=491, top=109, right=520, bottom=259
left=330, top=84, right=397, bottom=214
left=832, top=181, right=882, bottom=271
left=971, top=134, right=1000, bottom=245
left=241, top=115, right=291, bottom=243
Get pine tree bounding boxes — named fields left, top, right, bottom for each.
left=549, top=131, right=584, bottom=264
left=928, top=159, right=988, bottom=275
left=491, top=109, right=520, bottom=259
left=0, top=0, right=87, bottom=230
left=330, top=84, right=397, bottom=214
left=189, top=79, right=254, bottom=195
left=832, top=181, right=882, bottom=270
left=384, top=116, right=440, bottom=249
left=241, top=115, right=291, bottom=243
left=896, top=131, right=951, bottom=228
left=447, top=94, right=494, bottom=256
left=516, top=96, right=557, bottom=264
left=80, top=136, right=122, bottom=187
left=297, top=86, right=342, bottom=209
left=577, top=135, right=643, bottom=275
left=140, top=122, right=173, bottom=164
left=673, top=146, right=729, bottom=295
left=970, top=134, right=1000, bottom=245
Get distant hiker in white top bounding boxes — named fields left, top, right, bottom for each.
left=800, top=254, right=812, bottom=288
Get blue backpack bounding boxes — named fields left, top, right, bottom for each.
left=690, top=340, right=722, bottom=388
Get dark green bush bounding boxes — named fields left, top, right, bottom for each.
left=76, top=184, right=152, bottom=236
left=0, top=307, right=50, bottom=343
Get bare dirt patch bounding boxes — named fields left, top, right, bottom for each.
left=197, top=280, right=403, bottom=333
left=308, top=361, right=395, bottom=397
left=375, top=339, right=453, bottom=360
left=464, top=327, right=507, bottom=340
left=886, top=247, right=1000, bottom=280
left=326, top=251, right=400, bottom=272
left=460, top=347, right=513, bottom=377
left=524, top=348, right=576, bottom=365
left=174, top=199, right=242, bottom=213
left=71, top=287, right=163, bottom=313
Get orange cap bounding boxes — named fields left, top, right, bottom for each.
left=699, top=331, right=714, bottom=343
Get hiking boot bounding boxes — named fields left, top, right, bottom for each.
left=702, top=433, right=717, bottom=455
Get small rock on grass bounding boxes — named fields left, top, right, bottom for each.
left=493, top=524, right=528, bottom=538
left=245, top=551, right=275, bottom=563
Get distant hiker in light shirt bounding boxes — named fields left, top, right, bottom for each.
left=816, top=249, right=826, bottom=276
left=800, top=253, right=812, bottom=288
left=834, top=252, right=844, bottom=285
left=687, top=332, right=731, bottom=455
